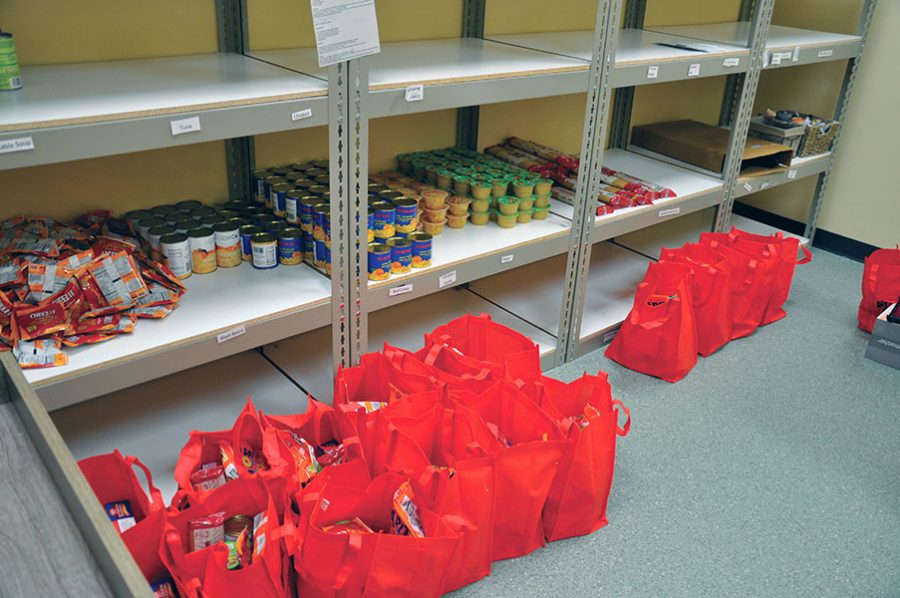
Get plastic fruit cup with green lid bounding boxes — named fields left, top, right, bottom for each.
left=436, top=168, right=454, bottom=190
left=497, top=212, right=517, bottom=229
left=491, top=179, right=509, bottom=199
left=518, top=195, right=535, bottom=211
left=533, top=206, right=550, bottom=220
left=517, top=208, right=533, bottom=224
left=534, top=179, right=553, bottom=196
left=470, top=181, right=492, bottom=200
left=470, top=196, right=491, bottom=213
left=497, top=196, right=520, bottom=216
left=512, top=179, right=535, bottom=199
left=453, top=176, right=470, bottom=196
left=533, top=194, right=551, bottom=208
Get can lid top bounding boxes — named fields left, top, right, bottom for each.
left=213, top=221, right=239, bottom=232
left=252, top=232, right=276, bottom=242
left=186, top=227, right=213, bottom=237
left=386, top=237, right=412, bottom=247
left=148, top=224, right=175, bottom=234
left=239, top=224, right=262, bottom=233
left=160, top=232, right=188, bottom=244
left=278, top=227, right=303, bottom=238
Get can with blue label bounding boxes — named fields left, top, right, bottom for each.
left=285, top=190, right=303, bottom=225
left=313, top=204, right=329, bottom=241
left=239, top=224, right=262, bottom=262
left=278, top=228, right=303, bottom=265
left=299, top=196, right=320, bottom=234
left=392, top=197, right=418, bottom=236
left=324, top=213, right=331, bottom=249
left=303, top=232, right=315, bottom=263
left=270, top=183, right=292, bottom=218
left=326, top=245, right=332, bottom=276
left=314, top=238, right=328, bottom=269
left=368, top=243, right=391, bottom=281
left=387, top=237, right=413, bottom=274
left=371, top=201, right=396, bottom=240
left=367, top=207, right=375, bottom=243
left=408, top=232, right=432, bottom=268
left=252, top=170, right=270, bottom=204
left=262, top=176, right=285, bottom=209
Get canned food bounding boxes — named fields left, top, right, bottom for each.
left=371, top=201, right=396, bottom=240
left=308, top=185, right=328, bottom=196
left=378, top=190, right=404, bottom=203
left=176, top=199, right=202, bottom=211
left=251, top=170, right=269, bottom=203
left=170, top=213, right=196, bottom=233
left=291, top=161, right=313, bottom=172
left=285, top=172, right=307, bottom=184
left=314, top=174, right=330, bottom=186
left=313, top=204, right=329, bottom=241
left=326, top=245, right=331, bottom=276
left=324, top=213, right=331, bottom=249
left=387, top=237, right=413, bottom=274
left=200, top=214, right=226, bottom=227
left=190, top=206, right=217, bottom=220
left=314, top=238, right=328, bottom=269
left=367, top=207, right=375, bottom=243
left=299, top=196, right=320, bottom=233
left=306, top=168, right=327, bottom=179
left=240, top=205, right=265, bottom=218
left=293, top=179, right=314, bottom=192
left=187, top=228, right=217, bottom=274
left=251, top=232, right=278, bottom=270
left=392, top=197, right=418, bottom=236
left=278, top=228, right=303, bottom=265
left=261, top=219, right=286, bottom=234
left=0, top=32, right=22, bottom=91
left=224, top=516, right=253, bottom=542
left=319, top=191, right=331, bottom=203
left=270, top=165, right=292, bottom=177
left=369, top=183, right=389, bottom=195
left=239, top=225, right=262, bottom=262
left=160, top=232, right=192, bottom=280
left=124, top=209, right=153, bottom=234
left=217, top=209, right=240, bottom=221
left=270, top=183, right=293, bottom=218
left=213, top=222, right=241, bottom=268
left=148, top=224, right=175, bottom=262
left=224, top=200, right=248, bottom=212
left=262, top=176, right=286, bottom=209
left=303, top=233, right=315, bottom=262
left=312, top=159, right=329, bottom=169
left=368, top=243, right=391, bottom=281
left=136, top=216, right=164, bottom=240
left=152, top=205, right=180, bottom=219
left=408, top=232, right=432, bottom=268
left=284, top=190, right=303, bottom=225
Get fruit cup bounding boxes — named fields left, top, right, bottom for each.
left=512, top=179, right=535, bottom=199
left=447, top=213, right=468, bottom=229
left=470, top=210, right=491, bottom=225
left=423, top=206, right=448, bottom=223
left=533, top=194, right=551, bottom=208
left=421, top=189, right=449, bottom=209
left=496, top=196, right=520, bottom=216
left=533, top=206, right=550, bottom=220
left=422, top=219, right=446, bottom=236
left=447, top=195, right=472, bottom=216
left=534, top=178, right=553, bottom=196
left=453, top=176, right=470, bottom=196
left=497, top=212, right=517, bottom=229
left=517, top=208, right=533, bottom=224
left=471, top=181, right=492, bottom=201
left=518, top=195, right=535, bottom=211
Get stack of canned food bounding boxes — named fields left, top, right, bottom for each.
left=366, top=184, right=433, bottom=282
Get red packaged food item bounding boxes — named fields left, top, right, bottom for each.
left=27, top=263, right=72, bottom=303
left=239, top=441, right=267, bottom=474
left=322, top=517, right=375, bottom=535
left=391, top=481, right=425, bottom=538
left=71, top=314, right=121, bottom=335
left=273, top=430, right=321, bottom=485
left=251, top=511, right=269, bottom=561
left=596, top=204, right=616, bottom=216
left=134, top=282, right=180, bottom=308
left=189, top=511, right=225, bottom=552
left=190, top=464, right=227, bottom=493
left=220, top=443, right=240, bottom=480
left=135, top=256, right=187, bottom=292
left=12, top=301, right=68, bottom=340
left=0, top=290, right=14, bottom=344
left=92, top=235, right=138, bottom=257
left=56, top=250, right=96, bottom=275
left=73, top=210, right=111, bottom=234
left=13, top=339, right=68, bottom=368
left=150, top=577, right=178, bottom=598
left=128, top=304, right=177, bottom=319
left=8, top=234, right=61, bottom=258
left=84, top=251, right=148, bottom=309
left=316, top=441, right=345, bottom=468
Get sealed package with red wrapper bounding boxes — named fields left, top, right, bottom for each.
left=12, top=302, right=69, bottom=341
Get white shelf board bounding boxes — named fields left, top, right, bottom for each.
left=469, top=242, right=650, bottom=351
left=0, top=53, right=326, bottom=132
left=264, top=287, right=559, bottom=402
left=52, top=351, right=309, bottom=503
left=736, top=152, right=830, bottom=197
left=731, top=214, right=810, bottom=248
left=28, top=262, right=332, bottom=411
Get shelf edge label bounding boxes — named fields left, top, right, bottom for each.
left=687, top=63, right=701, bottom=77
left=217, top=324, right=246, bottom=344
left=170, top=116, right=201, bottom=136
left=405, top=84, right=424, bottom=102
left=658, top=207, right=681, bottom=218
left=438, top=270, right=457, bottom=289
left=817, top=49, right=834, bottom=58
left=646, top=65, right=659, bottom=79
left=722, top=57, right=740, bottom=67
left=389, top=283, right=414, bottom=297
left=0, top=136, right=35, bottom=154
left=292, top=108, right=313, bottom=121
left=501, top=254, right=514, bottom=264
left=792, top=46, right=801, bottom=62
left=602, top=329, right=619, bottom=344
left=743, top=182, right=753, bottom=192
left=787, top=169, right=798, bottom=180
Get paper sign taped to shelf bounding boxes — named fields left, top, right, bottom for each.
left=817, top=49, right=834, bottom=58
left=292, top=108, right=313, bottom=121
left=405, top=84, right=424, bottom=102
left=0, top=136, right=34, bottom=154
left=723, top=57, right=740, bottom=67
left=687, top=63, right=701, bottom=77
left=646, top=66, right=659, bottom=79
left=771, top=53, right=782, bottom=65
left=659, top=207, right=681, bottom=218
left=217, top=324, right=246, bottom=344
left=792, top=46, right=801, bottom=62
left=388, top=283, right=414, bottom=297
left=501, top=254, right=514, bottom=265
left=438, top=270, right=457, bottom=289
left=170, top=116, right=201, bottom=136
left=310, top=0, right=381, bottom=68
left=787, top=169, right=798, bottom=180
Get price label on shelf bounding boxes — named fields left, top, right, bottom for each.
left=389, top=283, right=414, bottom=297
left=687, top=63, right=701, bottom=77
left=438, top=270, right=457, bottom=289
left=792, top=46, right=801, bottom=62
left=743, top=182, right=753, bottom=192
left=0, top=136, right=34, bottom=155
left=217, top=324, right=246, bottom=344
left=501, top=254, right=514, bottom=265
left=658, top=207, right=681, bottom=218
left=723, top=57, right=740, bottom=67
left=601, top=329, right=619, bottom=344
left=787, top=169, right=798, bottom=180
left=170, top=116, right=201, bottom=136
left=771, top=53, right=782, bottom=65
left=405, top=84, right=424, bottom=102
left=646, top=66, right=659, bottom=79
left=817, top=49, right=834, bottom=58
left=291, top=108, right=313, bottom=121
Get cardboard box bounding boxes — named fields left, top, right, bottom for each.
left=865, top=304, right=900, bottom=370
left=631, top=119, right=794, bottom=175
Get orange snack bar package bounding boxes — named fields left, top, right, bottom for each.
left=390, top=481, right=426, bottom=538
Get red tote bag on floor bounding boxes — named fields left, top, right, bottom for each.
left=334, top=351, right=439, bottom=406
left=858, top=247, right=900, bottom=332
left=661, top=243, right=733, bottom=356
left=532, top=374, right=631, bottom=541
left=606, top=261, right=698, bottom=382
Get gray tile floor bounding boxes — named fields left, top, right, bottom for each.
left=456, top=249, right=900, bottom=597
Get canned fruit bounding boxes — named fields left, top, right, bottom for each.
left=387, top=237, right=412, bottom=274
left=371, top=202, right=396, bottom=240
left=469, top=210, right=490, bottom=226
left=518, top=196, right=535, bottom=211
left=313, top=239, right=328, bottom=269
left=423, top=206, right=448, bottom=223
left=497, top=213, right=517, bottom=229
left=368, top=243, right=391, bottom=281
left=421, top=189, right=449, bottom=209
left=534, top=179, right=553, bottom=196
left=239, top=225, right=261, bottom=262
left=408, top=233, right=432, bottom=268
left=447, top=213, right=468, bottom=229
left=367, top=209, right=375, bottom=243
left=378, top=190, right=404, bottom=203
left=392, top=198, right=418, bottom=234
left=497, top=196, right=520, bottom=216
left=213, top=223, right=242, bottom=268
left=251, top=233, right=278, bottom=269
left=422, top=219, right=446, bottom=236
left=512, top=180, right=535, bottom=199
left=447, top=195, right=471, bottom=216
left=187, top=228, right=217, bottom=274
left=517, top=209, right=533, bottom=224
left=160, top=233, right=192, bottom=279
left=533, top=194, right=551, bottom=208
left=533, top=206, right=550, bottom=220
left=313, top=204, right=330, bottom=241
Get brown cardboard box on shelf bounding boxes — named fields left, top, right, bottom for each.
left=631, top=119, right=794, bottom=175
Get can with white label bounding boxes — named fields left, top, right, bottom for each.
left=213, top=222, right=241, bottom=268
left=187, top=227, right=217, bottom=274
left=251, top=232, right=278, bottom=270
left=160, top=232, right=192, bottom=280
left=148, top=225, right=175, bottom=262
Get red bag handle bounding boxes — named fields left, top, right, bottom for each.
left=612, top=399, right=631, bottom=437
left=124, top=454, right=164, bottom=508
left=298, top=491, right=365, bottom=591
left=797, top=244, right=812, bottom=265
left=422, top=344, right=492, bottom=381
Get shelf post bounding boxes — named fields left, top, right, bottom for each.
left=714, top=0, right=775, bottom=233
left=329, top=60, right=370, bottom=373
left=609, top=0, right=647, bottom=149
left=555, top=0, right=623, bottom=365
left=456, top=0, right=486, bottom=150
left=804, top=0, right=878, bottom=242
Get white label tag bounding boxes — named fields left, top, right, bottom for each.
left=792, top=46, right=801, bottom=62
left=743, top=182, right=753, bottom=192
left=501, top=254, right=514, bottom=264
left=646, top=66, right=659, bottom=79
left=771, top=53, right=783, bottom=65
left=404, top=84, right=424, bottom=102
left=438, top=270, right=457, bottom=289
left=687, top=63, right=701, bottom=77
left=817, top=49, right=834, bottom=58
left=216, top=324, right=246, bottom=344
left=658, top=207, right=681, bottom=217
left=787, top=169, right=798, bottom=180
left=389, top=283, right=414, bottom=297
left=291, top=108, right=313, bottom=121
left=311, top=0, right=381, bottom=68
left=0, top=136, right=35, bottom=154
left=602, top=329, right=619, bottom=344
left=723, top=57, right=740, bottom=67
left=170, top=116, right=201, bottom=136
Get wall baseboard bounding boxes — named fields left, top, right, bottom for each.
left=732, top=202, right=879, bottom=262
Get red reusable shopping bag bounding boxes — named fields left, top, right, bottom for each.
left=858, top=247, right=900, bottom=332
left=606, top=261, right=698, bottom=382
left=532, top=374, right=631, bottom=541
left=78, top=451, right=172, bottom=587
left=295, top=470, right=460, bottom=598
left=334, top=351, right=439, bottom=406
left=450, top=381, right=566, bottom=561
left=161, top=477, right=288, bottom=598
left=382, top=343, right=496, bottom=393
left=660, top=243, right=733, bottom=356
left=425, top=313, right=542, bottom=384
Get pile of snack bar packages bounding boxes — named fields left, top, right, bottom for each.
left=78, top=315, right=631, bottom=598
left=487, top=137, right=676, bottom=214
left=0, top=212, right=184, bottom=369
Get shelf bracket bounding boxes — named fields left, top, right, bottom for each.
left=610, top=0, right=646, bottom=150
left=217, top=0, right=254, bottom=201
left=456, top=0, right=486, bottom=150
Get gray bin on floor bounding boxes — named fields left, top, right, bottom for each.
left=865, top=305, right=900, bottom=370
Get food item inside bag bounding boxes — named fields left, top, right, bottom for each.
left=391, top=481, right=426, bottom=538
left=189, top=511, right=226, bottom=552
left=322, top=517, right=375, bottom=535
left=274, top=429, right=321, bottom=485
left=190, top=463, right=227, bottom=493
left=105, top=500, right=137, bottom=534
left=150, top=576, right=179, bottom=598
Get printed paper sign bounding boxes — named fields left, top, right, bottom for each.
left=647, top=66, right=659, bottom=79
left=405, top=84, right=424, bottom=102
left=501, top=254, right=514, bottom=264
left=389, top=283, right=413, bottom=297
left=817, top=49, right=834, bottom=58
left=217, top=325, right=246, bottom=344
left=723, top=58, right=740, bottom=67
left=787, top=169, right=798, bottom=180
left=0, top=136, right=34, bottom=154
left=687, top=63, right=701, bottom=77
left=438, top=270, right=457, bottom=289
left=170, top=116, right=201, bottom=136
left=658, top=207, right=681, bottom=218
left=291, top=108, right=313, bottom=121
left=311, top=0, right=381, bottom=68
